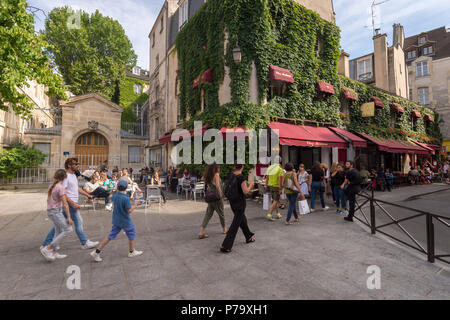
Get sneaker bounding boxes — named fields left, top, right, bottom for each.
left=340, top=209, right=347, bottom=215
left=323, top=206, right=330, bottom=211
left=128, top=250, right=143, bottom=258
left=276, top=213, right=282, bottom=219
left=310, top=208, right=315, bottom=213
left=344, top=216, right=354, bottom=222
left=105, top=204, right=112, bottom=211
left=90, top=250, right=103, bottom=262
left=40, top=247, right=56, bottom=262
left=336, top=209, right=341, bottom=214
left=54, top=253, right=67, bottom=259
left=266, top=214, right=274, bottom=221
left=81, top=240, right=99, bottom=250
left=40, top=245, right=60, bottom=251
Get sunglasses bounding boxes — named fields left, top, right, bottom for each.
left=71, top=163, right=79, bottom=166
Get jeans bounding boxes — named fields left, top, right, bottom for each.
left=43, top=203, right=88, bottom=246
left=334, top=186, right=347, bottom=209
left=310, top=181, right=325, bottom=209
left=47, top=208, right=73, bottom=248
left=91, top=187, right=111, bottom=204
left=286, top=193, right=299, bottom=222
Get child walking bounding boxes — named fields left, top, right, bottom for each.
left=90, top=180, right=143, bottom=262
left=40, top=169, right=73, bottom=262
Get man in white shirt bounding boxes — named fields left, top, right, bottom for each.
left=42, top=158, right=99, bottom=251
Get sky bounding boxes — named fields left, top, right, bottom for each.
left=28, top=0, right=450, bottom=69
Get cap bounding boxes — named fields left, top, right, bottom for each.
left=117, top=180, right=128, bottom=189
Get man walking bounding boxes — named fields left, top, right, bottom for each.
left=41, top=158, right=99, bottom=250
left=265, top=156, right=284, bottom=221
left=341, top=161, right=361, bottom=222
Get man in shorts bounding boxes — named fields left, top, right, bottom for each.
left=265, top=156, right=284, bottom=221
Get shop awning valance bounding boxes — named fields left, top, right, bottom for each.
left=412, top=140, right=435, bottom=155
left=424, top=114, right=434, bottom=122
left=356, top=132, right=430, bottom=154
left=316, top=81, right=335, bottom=94
left=412, top=110, right=422, bottom=118
left=391, top=103, right=404, bottom=113
left=329, top=127, right=367, bottom=147
left=370, top=96, right=384, bottom=108
left=159, top=132, right=172, bottom=144
left=268, top=122, right=348, bottom=148
left=342, top=88, right=358, bottom=101
left=269, top=65, right=294, bottom=83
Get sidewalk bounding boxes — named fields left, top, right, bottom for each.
left=0, top=186, right=449, bottom=300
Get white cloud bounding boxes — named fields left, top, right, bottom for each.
left=28, top=0, right=166, bottom=70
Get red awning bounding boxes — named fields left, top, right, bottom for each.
left=412, top=110, right=422, bottom=118
left=159, top=133, right=172, bottom=144
left=412, top=140, right=435, bottom=155
left=329, top=127, right=367, bottom=147
left=356, top=132, right=430, bottom=154
left=342, top=88, right=358, bottom=101
left=317, top=81, right=335, bottom=94
left=268, top=122, right=348, bottom=148
left=269, top=65, right=294, bottom=83
left=391, top=103, right=404, bottom=113
left=200, top=69, right=213, bottom=83
left=169, top=125, right=209, bottom=142
left=424, top=114, right=434, bottom=122
left=192, top=77, right=199, bottom=88
left=428, top=144, right=441, bottom=150
left=371, top=96, right=384, bottom=108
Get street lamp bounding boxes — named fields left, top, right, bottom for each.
left=232, top=45, right=242, bottom=64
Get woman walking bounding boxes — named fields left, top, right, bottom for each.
left=40, top=169, right=73, bottom=261
left=220, top=164, right=255, bottom=253
left=329, top=162, right=338, bottom=202
left=297, top=164, right=309, bottom=197
left=283, top=163, right=305, bottom=225
left=333, top=163, right=347, bottom=215
left=198, top=164, right=227, bottom=239
left=309, top=162, right=330, bottom=212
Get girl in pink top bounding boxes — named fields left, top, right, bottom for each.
left=40, top=170, right=73, bottom=262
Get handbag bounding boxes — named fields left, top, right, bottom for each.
left=204, top=183, right=221, bottom=203
left=298, top=199, right=310, bottom=215
left=263, top=193, right=271, bottom=210
left=285, top=174, right=299, bottom=193
left=319, top=182, right=325, bottom=193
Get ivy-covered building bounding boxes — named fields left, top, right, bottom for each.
left=149, top=0, right=442, bottom=173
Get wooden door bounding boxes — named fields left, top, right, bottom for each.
left=75, top=132, right=109, bottom=170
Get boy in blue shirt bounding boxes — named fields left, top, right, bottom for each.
left=90, top=180, right=143, bottom=262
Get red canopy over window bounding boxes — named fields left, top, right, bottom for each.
left=424, top=114, right=434, bottom=122
left=342, top=88, right=358, bottom=101
left=371, top=96, right=384, bottom=108
left=159, top=133, right=172, bottom=144
left=316, top=81, right=335, bottom=94
left=269, top=65, right=294, bottom=83
left=200, top=69, right=213, bottom=83
left=268, top=122, right=348, bottom=148
left=412, top=110, right=422, bottom=118
left=391, top=103, right=404, bottom=113
left=328, top=127, right=367, bottom=147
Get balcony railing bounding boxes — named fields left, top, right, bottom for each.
left=121, top=122, right=149, bottom=137
left=358, top=72, right=373, bottom=81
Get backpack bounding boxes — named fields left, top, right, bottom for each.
left=224, top=174, right=240, bottom=202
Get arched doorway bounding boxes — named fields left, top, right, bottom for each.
left=75, top=132, right=109, bottom=171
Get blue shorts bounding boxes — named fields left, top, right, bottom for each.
left=108, top=224, right=136, bottom=241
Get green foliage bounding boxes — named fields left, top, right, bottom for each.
left=0, top=144, right=47, bottom=178
left=119, top=76, right=148, bottom=123
left=175, top=0, right=439, bottom=145
left=43, top=6, right=137, bottom=99
left=0, top=0, right=67, bottom=118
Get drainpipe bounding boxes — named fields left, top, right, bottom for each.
left=164, top=1, right=170, bottom=171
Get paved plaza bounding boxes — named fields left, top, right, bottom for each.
left=0, top=184, right=449, bottom=300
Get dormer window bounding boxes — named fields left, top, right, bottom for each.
left=423, top=46, right=433, bottom=55
left=132, top=66, right=141, bottom=75
left=407, top=50, right=416, bottom=60
left=418, top=36, right=426, bottom=45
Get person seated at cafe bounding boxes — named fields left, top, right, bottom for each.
left=139, top=169, right=149, bottom=187
left=84, top=175, right=112, bottom=211
left=408, top=167, right=420, bottom=184
left=360, top=165, right=370, bottom=185
left=385, top=168, right=394, bottom=192
left=377, top=166, right=386, bottom=191
left=423, top=166, right=433, bottom=184
left=99, top=172, right=114, bottom=190
left=120, top=168, right=144, bottom=199
left=369, top=169, right=377, bottom=190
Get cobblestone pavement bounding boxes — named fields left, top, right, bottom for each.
left=0, top=185, right=449, bottom=300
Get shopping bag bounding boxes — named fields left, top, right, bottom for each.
left=298, top=199, right=310, bottom=215
left=280, top=191, right=287, bottom=200
left=263, top=193, right=271, bottom=210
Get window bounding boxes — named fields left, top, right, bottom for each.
left=160, top=16, right=164, bottom=33
left=151, top=33, right=155, bottom=47
left=423, top=46, right=433, bottom=55
left=418, top=87, right=430, bottom=105
left=416, top=61, right=429, bottom=77
left=33, top=142, right=50, bottom=163
left=314, top=36, right=323, bottom=58
left=409, top=89, right=413, bottom=101
left=412, top=116, right=418, bottom=131
left=134, top=83, right=142, bottom=94
left=419, top=36, right=426, bottom=45
left=128, top=146, right=140, bottom=163
left=407, top=50, right=417, bottom=59
left=180, top=0, right=189, bottom=28
left=132, top=66, right=140, bottom=75
left=390, top=111, right=398, bottom=128
left=177, top=97, right=181, bottom=123
left=154, top=118, right=159, bottom=140
left=134, top=103, right=140, bottom=118
left=357, top=58, right=372, bottom=81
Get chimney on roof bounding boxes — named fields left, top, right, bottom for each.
left=375, top=28, right=380, bottom=36
left=393, top=23, right=404, bottom=49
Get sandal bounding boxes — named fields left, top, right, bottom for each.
left=198, top=234, right=209, bottom=239
left=222, top=228, right=228, bottom=234
left=285, top=222, right=292, bottom=225
left=279, top=204, right=286, bottom=209
left=246, top=236, right=256, bottom=243
left=220, top=247, right=232, bottom=253
left=294, top=218, right=300, bottom=223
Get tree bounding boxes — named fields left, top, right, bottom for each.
left=0, top=143, right=47, bottom=178
left=0, top=0, right=67, bottom=118
left=111, top=80, right=120, bottom=105
left=43, top=7, right=137, bottom=99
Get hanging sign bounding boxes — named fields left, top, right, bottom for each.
left=361, top=102, right=375, bottom=117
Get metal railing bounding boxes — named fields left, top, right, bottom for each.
left=0, top=167, right=52, bottom=185
left=354, top=188, right=450, bottom=265
left=120, top=121, right=149, bottom=137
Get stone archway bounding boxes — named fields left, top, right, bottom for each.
left=75, top=132, right=109, bottom=170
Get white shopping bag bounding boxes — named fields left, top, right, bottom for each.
left=280, top=191, right=287, bottom=200
left=298, top=200, right=310, bottom=215
left=263, top=193, right=271, bottom=210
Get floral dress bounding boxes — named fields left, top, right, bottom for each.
left=297, top=171, right=309, bottom=196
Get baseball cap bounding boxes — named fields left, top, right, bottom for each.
left=117, top=180, right=128, bottom=190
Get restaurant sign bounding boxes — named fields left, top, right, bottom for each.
left=361, top=102, right=375, bottom=117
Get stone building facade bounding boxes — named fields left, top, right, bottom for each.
left=404, top=26, right=450, bottom=158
